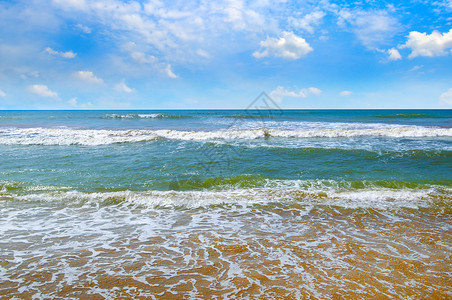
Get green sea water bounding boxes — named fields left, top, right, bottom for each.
left=1, top=109, right=451, bottom=298
left=0, top=109, right=451, bottom=194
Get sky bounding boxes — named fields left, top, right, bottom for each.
left=0, top=0, right=452, bottom=109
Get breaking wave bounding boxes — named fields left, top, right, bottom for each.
left=0, top=126, right=451, bottom=145
left=370, top=113, right=440, bottom=118
left=102, top=113, right=190, bottom=119
left=2, top=178, right=450, bottom=210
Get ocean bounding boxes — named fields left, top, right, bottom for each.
left=0, top=107, right=451, bottom=298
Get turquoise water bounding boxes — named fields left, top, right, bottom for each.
left=1, top=109, right=451, bottom=194
left=1, top=109, right=451, bottom=298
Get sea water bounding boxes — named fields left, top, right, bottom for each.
left=0, top=109, right=451, bottom=298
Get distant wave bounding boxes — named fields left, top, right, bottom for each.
left=0, top=116, right=22, bottom=120
left=0, top=126, right=451, bottom=145
left=102, top=113, right=191, bottom=119
left=165, top=175, right=452, bottom=191
left=370, top=113, right=439, bottom=118
left=2, top=178, right=450, bottom=209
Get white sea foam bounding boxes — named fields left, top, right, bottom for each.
left=0, top=126, right=451, bottom=145
left=103, top=113, right=187, bottom=119
left=104, top=113, right=163, bottom=119
left=220, top=119, right=407, bottom=131
left=6, top=183, right=450, bottom=210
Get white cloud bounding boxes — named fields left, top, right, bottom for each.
left=45, top=47, right=77, bottom=58
left=28, top=84, right=58, bottom=98
left=337, top=9, right=399, bottom=48
left=388, top=48, right=401, bottom=60
left=114, top=82, right=133, bottom=93
left=269, top=86, right=321, bottom=103
left=400, top=29, right=452, bottom=58
left=196, top=49, right=210, bottom=58
left=121, top=42, right=137, bottom=52
left=121, top=42, right=181, bottom=79
left=0, top=89, right=6, bottom=97
left=47, top=0, right=280, bottom=66
left=165, top=64, right=178, bottom=78
left=68, top=98, right=78, bottom=106
left=121, top=42, right=157, bottom=65
left=409, top=65, right=423, bottom=72
left=307, top=87, right=322, bottom=95
left=76, top=23, right=91, bottom=34
left=253, top=31, right=313, bottom=60
left=73, top=71, right=104, bottom=84
left=130, top=51, right=157, bottom=64
left=290, top=11, right=325, bottom=34
left=143, top=0, right=197, bottom=19
left=67, top=97, right=93, bottom=108
left=222, top=0, right=265, bottom=31
left=435, top=0, right=452, bottom=10
left=52, top=0, right=204, bottom=59
left=439, top=88, right=452, bottom=106
left=20, top=71, right=40, bottom=80
left=52, top=0, right=88, bottom=11
left=122, top=42, right=163, bottom=72
left=340, top=90, right=352, bottom=96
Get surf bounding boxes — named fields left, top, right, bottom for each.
left=0, top=126, right=451, bottom=145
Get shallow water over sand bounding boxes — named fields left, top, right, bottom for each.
left=1, top=199, right=451, bottom=299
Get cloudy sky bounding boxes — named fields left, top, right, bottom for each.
left=0, top=0, right=452, bottom=109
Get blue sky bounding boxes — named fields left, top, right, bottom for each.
left=0, top=0, right=452, bottom=109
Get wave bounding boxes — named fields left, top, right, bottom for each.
left=370, top=113, right=440, bottom=118
left=166, top=176, right=452, bottom=191
left=230, top=143, right=452, bottom=156
left=0, top=126, right=451, bottom=145
left=2, top=182, right=450, bottom=210
left=0, top=116, right=22, bottom=120
left=1, top=177, right=451, bottom=209
left=102, top=113, right=190, bottom=119
left=2, top=176, right=450, bottom=193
